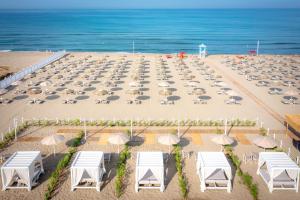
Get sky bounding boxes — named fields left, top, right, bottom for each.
left=0, top=0, right=300, bottom=9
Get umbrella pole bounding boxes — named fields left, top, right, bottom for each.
left=224, top=119, right=227, bottom=135
left=131, top=119, right=133, bottom=138
left=177, top=120, right=180, bottom=138
left=54, top=146, right=56, bottom=157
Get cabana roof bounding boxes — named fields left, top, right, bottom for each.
left=71, top=151, right=104, bottom=168
left=136, top=152, right=163, bottom=167
left=197, top=152, right=231, bottom=169
left=2, top=151, right=41, bottom=168
left=259, top=152, right=299, bottom=170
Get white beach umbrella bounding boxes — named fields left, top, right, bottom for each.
left=108, top=133, right=130, bottom=153
left=217, top=81, right=228, bottom=87
left=187, top=81, right=198, bottom=87
left=158, top=81, right=169, bottom=88
left=226, top=90, right=240, bottom=97
left=157, top=134, right=180, bottom=153
left=253, top=135, right=277, bottom=150
left=129, top=81, right=140, bottom=87
left=40, top=80, right=52, bottom=87
left=41, top=134, right=65, bottom=156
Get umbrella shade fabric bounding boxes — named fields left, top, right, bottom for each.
left=253, top=136, right=277, bottom=149
left=226, top=90, right=239, bottom=97
left=129, top=81, right=140, bottom=87
left=40, top=81, right=52, bottom=87
left=187, top=81, right=198, bottom=87
left=108, top=133, right=130, bottom=145
left=211, top=134, right=234, bottom=145
left=157, top=134, right=180, bottom=145
left=41, top=135, right=65, bottom=146
left=158, top=81, right=169, bottom=87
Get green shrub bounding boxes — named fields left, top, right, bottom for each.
left=114, top=145, right=130, bottom=198
left=174, top=145, right=188, bottom=199
left=227, top=152, right=258, bottom=200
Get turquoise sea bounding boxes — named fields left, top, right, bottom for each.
left=0, top=9, right=300, bottom=54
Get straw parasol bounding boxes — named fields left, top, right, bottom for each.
left=211, top=134, right=234, bottom=151
left=108, top=133, right=130, bottom=153
left=192, top=88, right=205, bottom=95
left=252, top=135, right=277, bottom=150
left=159, top=88, right=172, bottom=100
left=28, top=87, right=42, bottom=95
left=94, top=89, right=108, bottom=96
left=41, top=134, right=65, bottom=156
left=157, top=134, right=180, bottom=153
left=126, top=88, right=139, bottom=96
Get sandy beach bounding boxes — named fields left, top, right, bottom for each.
left=0, top=51, right=299, bottom=200
left=1, top=52, right=299, bottom=132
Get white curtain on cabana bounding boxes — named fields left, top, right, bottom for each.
left=257, top=152, right=300, bottom=192
left=1, top=151, right=44, bottom=191
left=135, top=152, right=165, bottom=192
left=196, top=152, right=232, bottom=193
left=71, top=151, right=106, bottom=192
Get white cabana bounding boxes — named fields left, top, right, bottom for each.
left=71, top=151, right=106, bottom=192
left=196, top=152, right=232, bottom=193
left=1, top=151, right=44, bottom=191
left=135, top=152, right=165, bottom=192
left=257, top=152, right=300, bottom=193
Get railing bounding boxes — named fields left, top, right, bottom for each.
left=0, top=51, right=68, bottom=89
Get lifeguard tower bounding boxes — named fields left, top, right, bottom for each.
left=198, top=44, right=207, bottom=59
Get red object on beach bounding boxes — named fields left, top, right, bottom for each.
left=248, top=50, right=257, bottom=56
left=166, top=55, right=172, bottom=59
left=178, top=52, right=186, bottom=59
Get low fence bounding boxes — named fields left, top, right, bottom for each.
left=0, top=51, right=68, bottom=89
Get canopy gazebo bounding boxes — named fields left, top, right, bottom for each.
left=71, top=151, right=106, bottom=192
left=1, top=151, right=44, bottom=191
left=257, top=152, right=300, bottom=193
left=196, top=152, right=232, bottom=193
left=135, top=152, right=165, bottom=192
